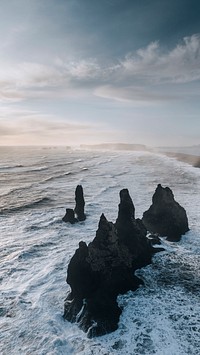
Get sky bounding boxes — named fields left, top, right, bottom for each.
left=0, top=0, right=200, bottom=147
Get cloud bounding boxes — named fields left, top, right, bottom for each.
left=94, top=85, right=177, bottom=104
left=0, top=61, right=96, bottom=103
left=0, top=104, right=91, bottom=139
left=94, top=34, right=200, bottom=102
left=120, top=34, right=200, bottom=84
left=0, top=89, right=25, bottom=103
left=0, top=34, right=200, bottom=104
left=0, top=109, right=90, bottom=134
left=56, top=58, right=102, bottom=80
left=20, top=118, right=91, bottom=135
left=57, top=34, right=200, bottom=86
left=0, top=123, right=19, bottom=136
left=0, top=105, right=117, bottom=145
left=0, top=62, right=64, bottom=89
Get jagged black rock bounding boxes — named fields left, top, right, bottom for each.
left=64, top=189, right=162, bottom=337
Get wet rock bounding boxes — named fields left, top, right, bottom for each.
left=147, top=234, right=162, bottom=245
left=62, top=185, right=86, bottom=224
left=74, top=185, right=86, bottom=221
left=115, top=188, right=154, bottom=269
left=64, top=189, right=160, bottom=337
left=142, top=184, right=189, bottom=241
left=62, top=208, right=77, bottom=224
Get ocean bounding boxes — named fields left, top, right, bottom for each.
left=0, top=146, right=200, bottom=355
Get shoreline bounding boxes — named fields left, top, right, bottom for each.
left=164, top=152, right=200, bottom=168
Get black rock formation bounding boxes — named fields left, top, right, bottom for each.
left=142, top=184, right=189, bottom=241
left=147, top=234, right=162, bottom=245
left=74, top=185, right=86, bottom=221
left=64, top=189, right=161, bottom=337
left=62, top=185, right=86, bottom=224
left=62, top=208, right=77, bottom=224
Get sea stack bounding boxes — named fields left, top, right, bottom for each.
left=142, top=184, right=189, bottom=241
left=74, top=185, right=86, bottom=221
left=62, top=208, right=77, bottom=224
left=64, top=189, right=161, bottom=337
left=62, top=185, right=86, bottom=224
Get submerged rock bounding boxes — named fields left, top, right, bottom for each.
left=64, top=189, right=160, bottom=337
left=142, top=184, right=189, bottom=241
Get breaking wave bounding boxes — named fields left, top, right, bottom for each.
left=0, top=197, right=52, bottom=214
left=0, top=147, right=200, bottom=355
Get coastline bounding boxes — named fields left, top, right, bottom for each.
left=164, top=152, right=200, bottom=168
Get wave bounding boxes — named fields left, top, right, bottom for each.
left=18, top=241, right=56, bottom=261
left=39, top=161, right=74, bottom=169
left=39, top=158, right=83, bottom=170
left=89, top=184, right=121, bottom=201
left=0, top=164, right=49, bottom=174
left=25, top=217, right=62, bottom=231
left=54, top=161, right=74, bottom=167
left=43, top=172, right=73, bottom=183
left=42, top=168, right=89, bottom=183
left=28, top=166, right=49, bottom=172
left=0, top=183, right=36, bottom=198
left=0, top=164, right=24, bottom=170
left=115, top=170, right=131, bottom=177
left=22, top=165, right=49, bottom=173
left=0, top=197, right=52, bottom=214
left=0, top=168, right=89, bottom=199
left=0, top=149, right=200, bottom=355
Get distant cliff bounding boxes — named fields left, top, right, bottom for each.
left=80, top=143, right=148, bottom=151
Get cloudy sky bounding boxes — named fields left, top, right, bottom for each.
left=0, top=0, right=200, bottom=146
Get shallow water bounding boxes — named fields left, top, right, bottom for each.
left=0, top=147, right=200, bottom=354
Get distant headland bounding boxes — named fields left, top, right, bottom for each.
left=80, top=143, right=200, bottom=168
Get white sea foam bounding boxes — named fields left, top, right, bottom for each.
left=0, top=148, right=200, bottom=354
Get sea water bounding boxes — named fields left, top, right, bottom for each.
left=0, top=146, right=200, bottom=355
